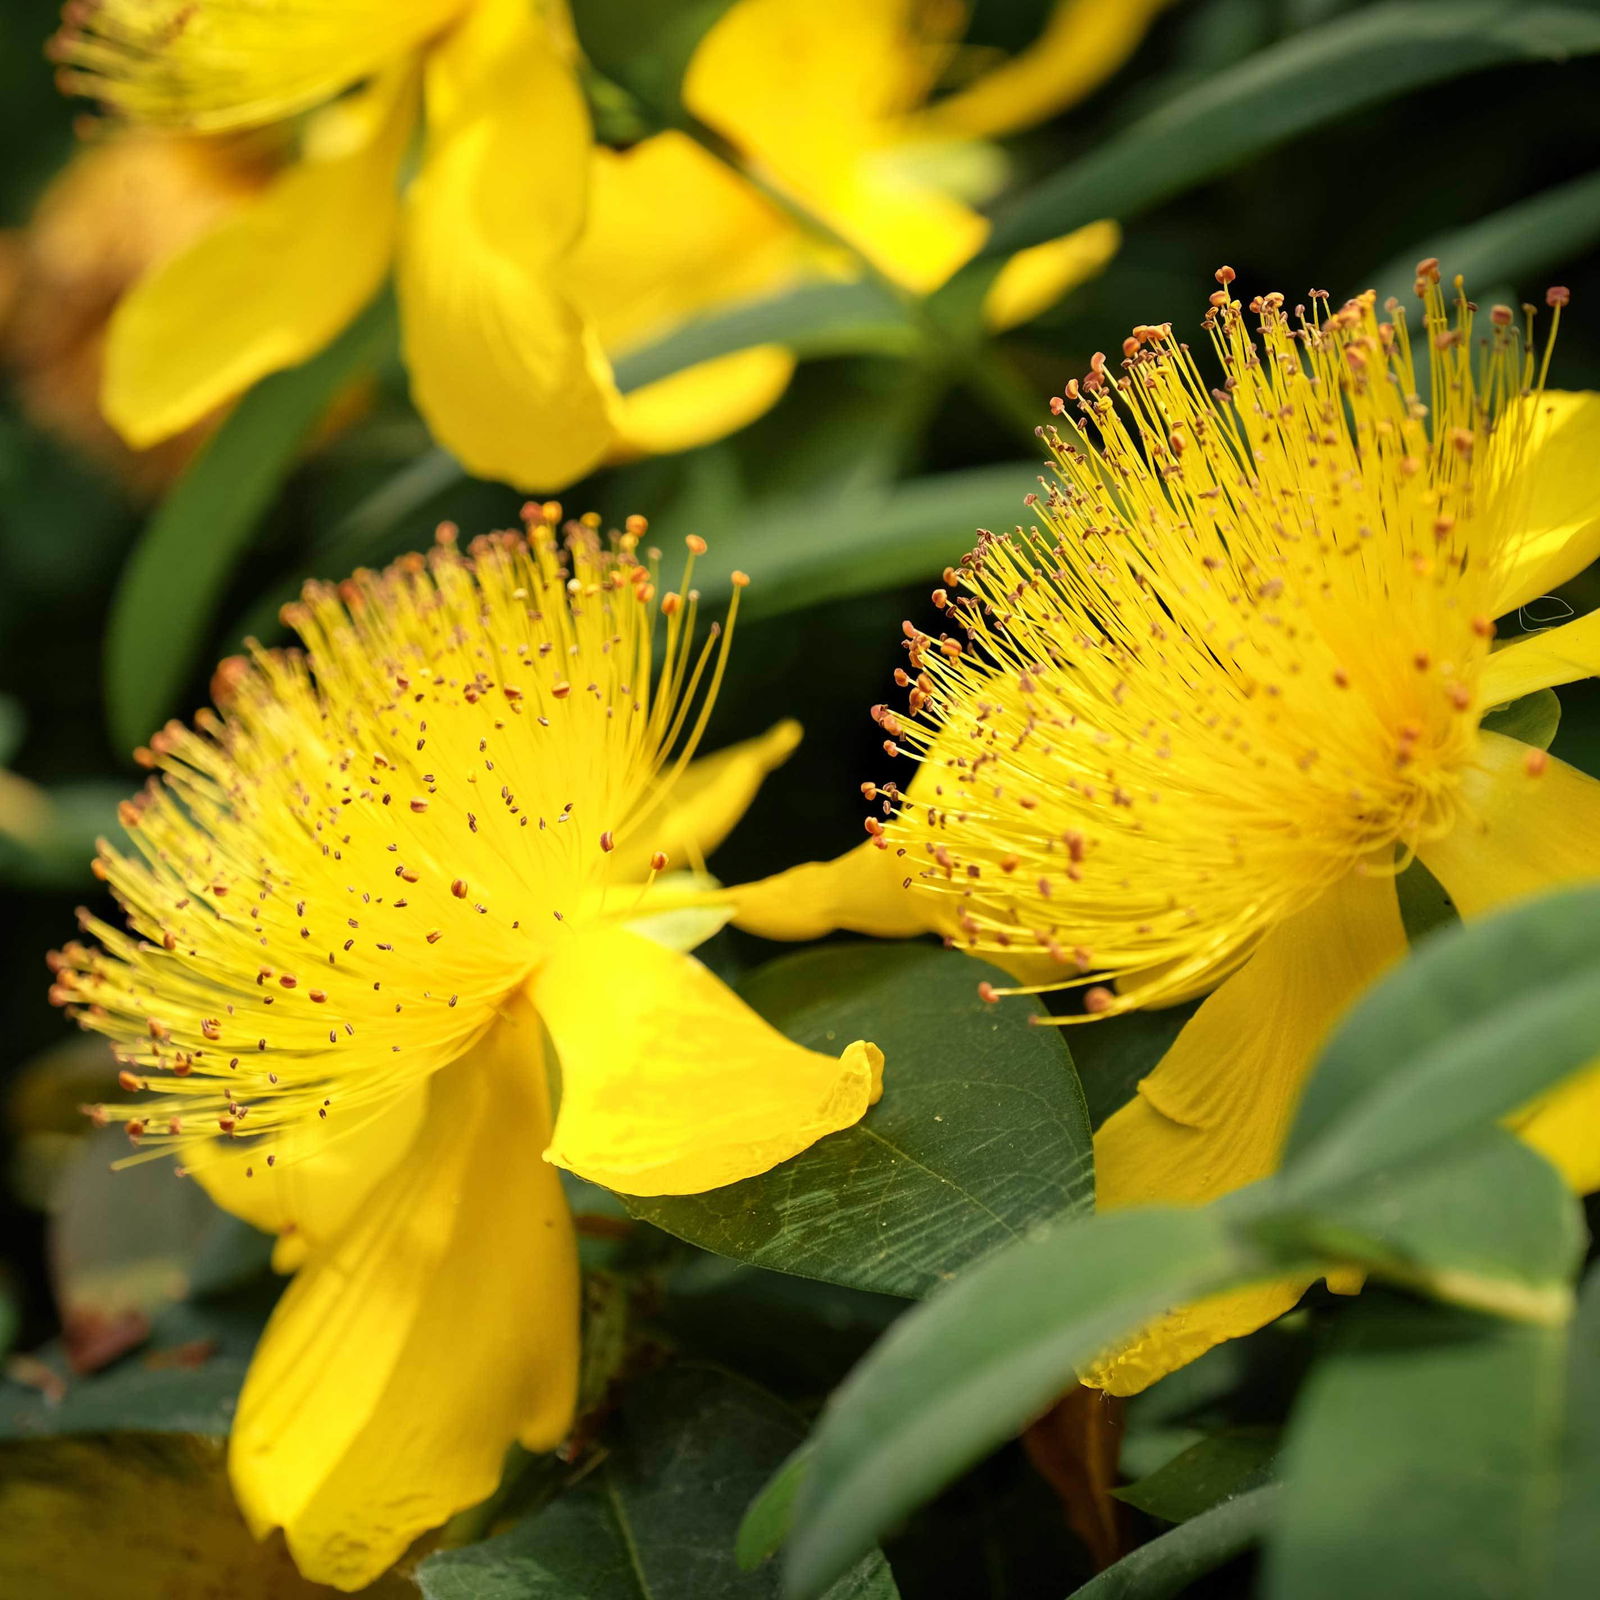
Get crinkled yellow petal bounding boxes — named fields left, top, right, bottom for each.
left=52, top=0, right=464, bottom=132
left=1417, top=730, right=1600, bottom=915
left=730, top=839, right=952, bottom=942
left=189, top=1084, right=426, bottom=1270
left=1087, top=867, right=1406, bottom=1396
left=684, top=0, right=985, bottom=292
left=1492, top=391, right=1600, bottom=617
left=917, top=0, right=1173, bottom=140
left=228, top=993, right=578, bottom=1591
left=534, top=924, right=882, bottom=1196
left=573, top=133, right=801, bottom=355
left=398, top=0, right=617, bottom=489
left=614, top=347, right=797, bottom=459
left=612, top=718, right=803, bottom=881
left=102, top=68, right=414, bottom=449
left=982, top=221, right=1120, bottom=332
left=1480, top=608, right=1600, bottom=706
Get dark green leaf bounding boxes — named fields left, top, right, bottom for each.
left=574, top=0, right=737, bottom=121
left=1480, top=686, right=1561, bottom=750
left=1073, top=1485, right=1280, bottom=1600
left=1256, top=1128, right=1583, bottom=1324
left=1264, top=1297, right=1564, bottom=1600
left=104, top=295, right=396, bottom=750
left=986, top=2, right=1600, bottom=257
left=782, top=1206, right=1290, bottom=1597
left=1394, top=857, right=1458, bottom=944
left=697, top=463, right=1044, bottom=622
left=1371, top=167, right=1600, bottom=308
left=416, top=1366, right=896, bottom=1600
left=1281, top=885, right=1600, bottom=1195
left=1114, top=1431, right=1277, bottom=1524
left=626, top=944, right=1092, bottom=1297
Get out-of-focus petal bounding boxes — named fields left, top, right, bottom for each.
left=573, top=133, right=801, bottom=354
left=398, top=0, right=617, bottom=489
left=534, top=924, right=881, bottom=1196
left=917, top=0, right=1174, bottom=141
left=614, top=347, right=796, bottom=458
left=1491, top=391, right=1600, bottom=617
left=52, top=0, right=466, bottom=132
left=1088, top=867, right=1406, bottom=1395
left=228, top=992, right=578, bottom=1590
left=983, top=221, right=1120, bottom=331
left=684, top=0, right=984, bottom=292
left=102, top=69, right=413, bottom=448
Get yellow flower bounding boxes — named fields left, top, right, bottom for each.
left=50, top=0, right=1163, bottom=485
left=49, top=509, right=881, bottom=1589
left=731, top=269, right=1600, bottom=1391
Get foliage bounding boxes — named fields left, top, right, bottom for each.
left=2, top=0, right=1600, bottom=1597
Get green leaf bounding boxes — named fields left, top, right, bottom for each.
left=573, top=0, right=738, bottom=121
left=1546, top=1265, right=1600, bottom=1594
left=739, top=1446, right=810, bottom=1571
left=611, top=282, right=917, bottom=394
left=781, top=1206, right=1290, bottom=1597
left=986, top=2, right=1600, bottom=257
left=1073, top=1485, right=1280, bottom=1600
left=1370, top=167, right=1600, bottom=308
left=1280, top=884, right=1600, bottom=1195
left=625, top=944, right=1093, bottom=1297
left=1480, top=686, right=1561, bottom=751
left=1258, top=1128, right=1583, bottom=1325
left=416, top=1366, right=897, bottom=1600
left=1264, top=1296, right=1565, bottom=1600
left=104, top=295, right=396, bottom=751
left=696, top=462, right=1043, bottom=623
left=1114, top=1431, right=1278, bottom=1524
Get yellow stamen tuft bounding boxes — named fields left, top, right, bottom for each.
left=50, top=506, right=747, bottom=1170
left=875, top=272, right=1565, bottom=1015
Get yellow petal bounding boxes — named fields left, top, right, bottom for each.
left=982, top=221, right=1120, bottom=332
left=398, top=0, right=617, bottom=489
left=1492, top=390, right=1600, bottom=617
left=916, top=0, right=1175, bottom=141
left=229, top=992, right=578, bottom=1590
left=102, top=68, right=414, bottom=448
left=1088, top=866, right=1407, bottom=1395
left=189, top=1084, right=427, bottom=1268
left=1417, top=730, right=1600, bottom=915
left=1517, top=1062, right=1600, bottom=1193
left=614, top=346, right=797, bottom=458
left=534, top=924, right=882, bottom=1196
left=612, top=718, right=803, bottom=881
left=621, top=870, right=734, bottom=955
left=730, top=839, right=951, bottom=942
left=684, top=0, right=986, bottom=292
left=1479, top=608, right=1600, bottom=705
left=53, top=0, right=464, bottom=132
left=573, top=133, right=801, bottom=354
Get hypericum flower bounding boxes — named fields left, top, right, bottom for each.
left=49, top=509, right=881, bottom=1589
left=48, top=0, right=1164, bottom=486
left=731, top=268, right=1600, bottom=1391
